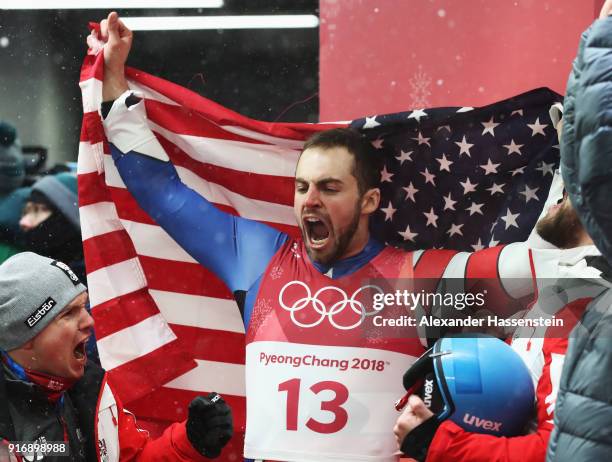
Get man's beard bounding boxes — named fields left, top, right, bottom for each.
left=536, top=202, right=585, bottom=249
left=302, top=201, right=362, bottom=266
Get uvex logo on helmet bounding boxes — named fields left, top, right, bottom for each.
left=463, top=413, right=503, bottom=432
left=423, top=378, right=434, bottom=408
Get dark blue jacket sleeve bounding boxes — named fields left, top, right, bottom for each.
left=110, top=144, right=288, bottom=293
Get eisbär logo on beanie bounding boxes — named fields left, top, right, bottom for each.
left=25, top=297, right=57, bottom=328
left=51, top=260, right=80, bottom=286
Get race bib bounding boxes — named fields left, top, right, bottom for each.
left=244, top=341, right=414, bottom=462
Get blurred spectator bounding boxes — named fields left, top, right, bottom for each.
left=0, top=121, right=29, bottom=263
left=0, top=121, right=24, bottom=194
left=19, top=172, right=85, bottom=283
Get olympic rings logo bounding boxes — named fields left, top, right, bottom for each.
left=278, top=280, right=384, bottom=330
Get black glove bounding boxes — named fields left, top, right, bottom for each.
left=400, top=416, right=440, bottom=462
left=186, top=392, right=233, bottom=458
left=399, top=371, right=443, bottom=461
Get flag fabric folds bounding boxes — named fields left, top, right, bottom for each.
left=355, top=89, right=562, bottom=251
left=78, top=47, right=561, bottom=455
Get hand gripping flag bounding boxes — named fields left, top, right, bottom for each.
left=78, top=42, right=561, bottom=454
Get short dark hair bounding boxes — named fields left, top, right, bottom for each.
left=301, top=128, right=382, bottom=195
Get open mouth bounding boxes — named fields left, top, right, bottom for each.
left=73, top=338, right=88, bottom=361
left=303, top=216, right=330, bottom=249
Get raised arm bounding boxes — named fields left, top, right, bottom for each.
left=97, top=12, right=287, bottom=293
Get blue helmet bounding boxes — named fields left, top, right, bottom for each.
left=402, top=335, right=534, bottom=436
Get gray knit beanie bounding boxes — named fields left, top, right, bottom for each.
left=0, top=252, right=87, bottom=351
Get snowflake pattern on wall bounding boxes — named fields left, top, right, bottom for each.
left=409, top=65, right=432, bottom=108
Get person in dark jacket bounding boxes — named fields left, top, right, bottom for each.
left=0, top=120, right=29, bottom=263
left=0, top=252, right=233, bottom=461
left=19, top=172, right=86, bottom=283
left=546, top=2, right=612, bottom=460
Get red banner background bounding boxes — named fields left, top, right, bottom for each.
left=320, top=0, right=601, bottom=120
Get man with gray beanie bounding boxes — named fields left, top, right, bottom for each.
left=0, top=252, right=234, bottom=461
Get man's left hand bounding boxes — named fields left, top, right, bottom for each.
left=393, top=395, right=434, bottom=447
left=186, top=392, right=233, bottom=458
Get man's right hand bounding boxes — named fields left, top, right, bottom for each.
left=186, top=393, right=234, bottom=458
left=99, top=11, right=132, bottom=101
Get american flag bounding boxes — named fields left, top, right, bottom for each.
left=78, top=50, right=560, bottom=456
left=357, top=88, right=562, bottom=252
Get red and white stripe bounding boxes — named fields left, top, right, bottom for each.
left=78, top=49, right=344, bottom=452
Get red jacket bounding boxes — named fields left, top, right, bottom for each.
left=0, top=361, right=208, bottom=462
left=426, top=245, right=604, bottom=462
left=109, top=377, right=208, bottom=461
left=426, top=335, right=571, bottom=462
